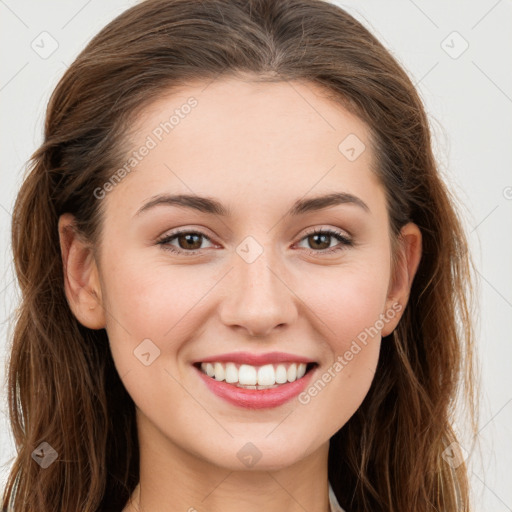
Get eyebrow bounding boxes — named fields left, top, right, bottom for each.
left=134, top=191, right=370, bottom=218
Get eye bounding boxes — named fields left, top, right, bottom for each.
left=296, top=228, right=353, bottom=255
left=156, top=229, right=216, bottom=254
left=156, top=227, right=353, bottom=256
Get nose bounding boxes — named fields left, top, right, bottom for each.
left=217, top=245, right=298, bottom=338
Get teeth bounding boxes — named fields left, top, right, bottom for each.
left=225, top=362, right=238, bottom=383
left=287, top=364, right=297, bottom=382
left=239, top=364, right=257, bottom=385
left=257, top=364, right=275, bottom=386
left=275, top=365, right=288, bottom=384
left=205, top=363, right=215, bottom=377
left=213, top=362, right=225, bottom=381
left=199, top=361, right=309, bottom=386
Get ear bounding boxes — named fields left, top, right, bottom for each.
left=58, top=213, right=106, bottom=330
left=381, top=222, right=422, bottom=336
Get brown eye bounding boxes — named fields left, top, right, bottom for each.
left=176, top=233, right=203, bottom=250
left=306, top=233, right=332, bottom=250
left=157, top=230, right=215, bottom=254
left=297, top=228, right=353, bottom=255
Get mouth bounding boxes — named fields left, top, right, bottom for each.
left=193, top=361, right=318, bottom=390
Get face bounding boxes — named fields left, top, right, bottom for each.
left=61, top=76, right=420, bottom=473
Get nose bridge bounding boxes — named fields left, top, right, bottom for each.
left=219, top=237, right=297, bottom=336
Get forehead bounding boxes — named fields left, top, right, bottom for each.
left=104, top=77, right=383, bottom=219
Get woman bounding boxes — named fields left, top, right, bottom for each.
left=2, top=0, right=478, bottom=510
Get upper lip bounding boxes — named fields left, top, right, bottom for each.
left=193, top=351, right=316, bottom=366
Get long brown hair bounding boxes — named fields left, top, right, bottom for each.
left=2, top=0, right=478, bottom=510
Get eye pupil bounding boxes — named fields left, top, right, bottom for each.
left=309, top=233, right=330, bottom=250
left=179, top=233, right=202, bottom=250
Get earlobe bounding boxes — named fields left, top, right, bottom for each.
left=381, top=222, right=422, bottom=337
left=58, top=213, right=106, bottom=330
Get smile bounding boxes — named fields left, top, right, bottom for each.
left=197, top=361, right=315, bottom=389
left=193, top=360, right=318, bottom=409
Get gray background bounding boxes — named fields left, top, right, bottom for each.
left=1, top=0, right=511, bottom=509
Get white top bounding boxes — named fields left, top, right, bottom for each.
left=328, top=481, right=345, bottom=512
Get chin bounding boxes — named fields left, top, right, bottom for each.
left=199, top=434, right=320, bottom=472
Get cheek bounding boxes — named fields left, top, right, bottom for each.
left=293, top=269, right=388, bottom=439
left=101, top=253, right=231, bottom=382
left=302, top=262, right=390, bottom=348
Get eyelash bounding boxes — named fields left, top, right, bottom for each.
left=156, top=227, right=353, bottom=256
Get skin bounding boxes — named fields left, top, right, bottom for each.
left=58, top=76, right=422, bottom=512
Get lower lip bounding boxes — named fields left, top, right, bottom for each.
left=194, top=365, right=317, bottom=409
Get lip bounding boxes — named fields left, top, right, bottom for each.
left=193, top=351, right=316, bottom=366
left=193, top=362, right=318, bottom=410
